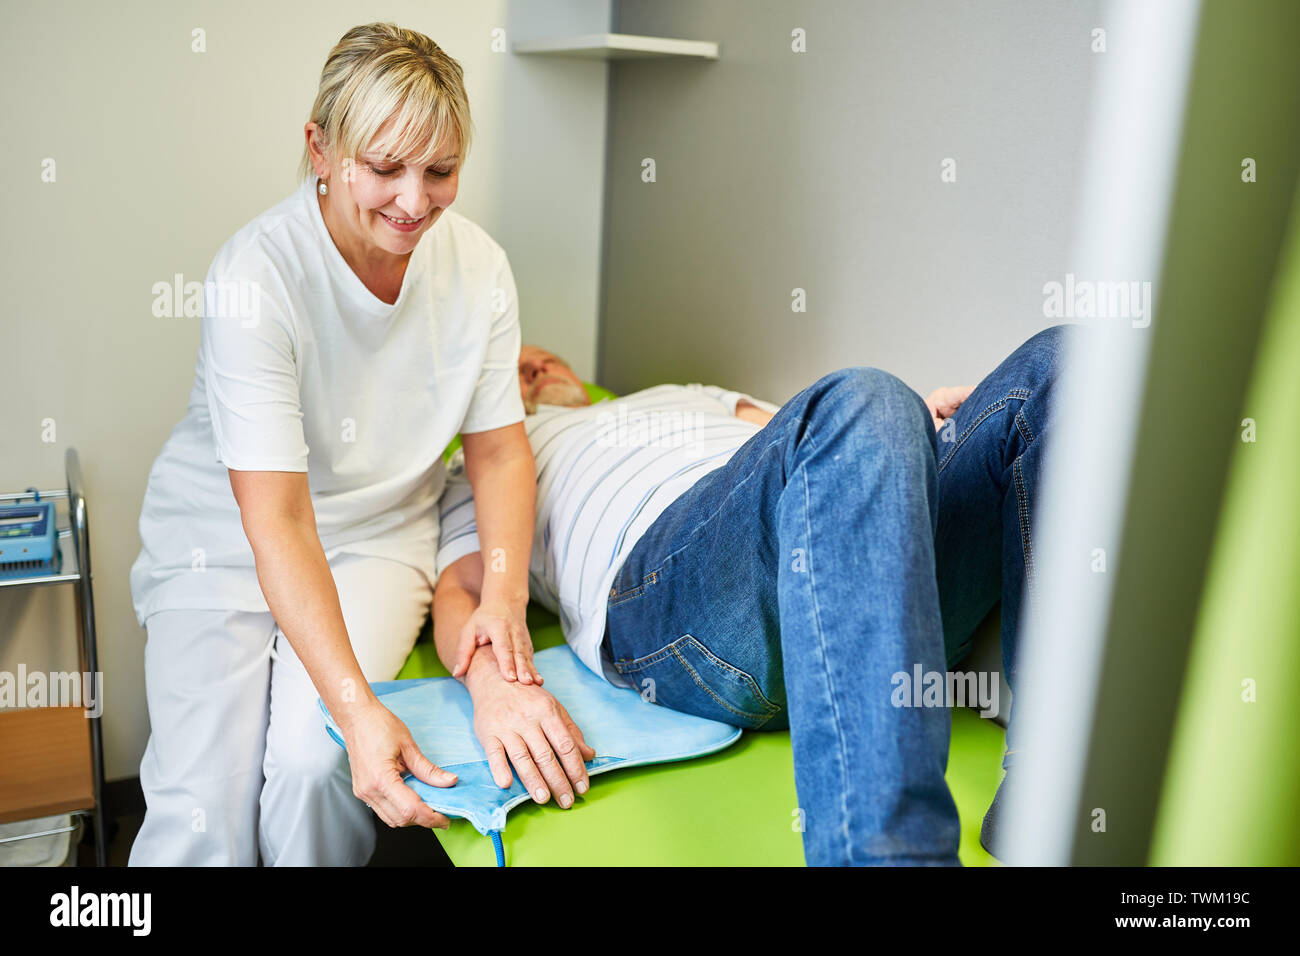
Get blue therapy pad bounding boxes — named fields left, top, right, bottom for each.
left=318, top=645, right=742, bottom=835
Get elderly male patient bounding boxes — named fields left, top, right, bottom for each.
left=429, top=329, right=1070, bottom=866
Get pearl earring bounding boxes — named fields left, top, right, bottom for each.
left=318, top=179, right=328, bottom=196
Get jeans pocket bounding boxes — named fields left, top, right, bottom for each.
left=613, top=634, right=781, bottom=729
left=607, top=568, right=659, bottom=608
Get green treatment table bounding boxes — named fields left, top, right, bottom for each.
left=396, top=604, right=1005, bottom=867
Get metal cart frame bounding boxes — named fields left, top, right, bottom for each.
left=0, top=447, right=108, bottom=866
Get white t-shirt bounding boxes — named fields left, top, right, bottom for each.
left=434, top=384, right=780, bottom=683
left=129, top=177, right=525, bottom=626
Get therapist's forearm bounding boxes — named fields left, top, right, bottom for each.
left=244, top=515, right=379, bottom=729
left=465, top=450, right=535, bottom=608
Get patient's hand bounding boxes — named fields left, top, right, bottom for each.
left=465, top=658, right=596, bottom=810
left=735, top=399, right=775, bottom=427
left=924, top=385, right=975, bottom=430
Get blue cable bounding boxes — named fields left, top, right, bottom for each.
left=490, top=830, right=505, bottom=867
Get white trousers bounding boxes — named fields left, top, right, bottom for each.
left=129, top=553, right=432, bottom=866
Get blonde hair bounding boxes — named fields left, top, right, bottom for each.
left=298, top=22, right=473, bottom=183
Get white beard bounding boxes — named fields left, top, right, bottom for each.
left=525, top=380, right=588, bottom=414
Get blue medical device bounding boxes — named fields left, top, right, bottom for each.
left=0, top=497, right=60, bottom=577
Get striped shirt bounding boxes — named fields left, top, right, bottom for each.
left=435, top=384, right=779, bottom=684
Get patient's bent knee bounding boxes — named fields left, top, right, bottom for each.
left=819, top=366, right=918, bottom=407
left=811, top=367, right=930, bottom=437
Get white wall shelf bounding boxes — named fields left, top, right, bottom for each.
left=513, top=33, right=719, bottom=61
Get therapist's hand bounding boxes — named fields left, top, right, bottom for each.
left=466, top=656, right=595, bottom=809
left=453, top=598, right=542, bottom=686
left=341, top=699, right=457, bottom=830
left=924, top=385, right=976, bottom=431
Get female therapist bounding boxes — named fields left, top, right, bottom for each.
left=127, top=23, right=538, bottom=866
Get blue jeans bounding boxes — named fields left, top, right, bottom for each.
left=603, top=326, right=1069, bottom=865
left=934, top=326, right=1070, bottom=768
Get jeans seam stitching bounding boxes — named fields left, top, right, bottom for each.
left=613, top=642, right=676, bottom=672
left=1014, top=408, right=1036, bottom=446
left=797, top=456, right=854, bottom=861
left=685, top=637, right=781, bottom=716
left=607, top=570, right=657, bottom=607
left=936, top=388, right=1031, bottom=473
left=1014, top=456, right=1034, bottom=596
left=669, top=644, right=778, bottom=723
left=615, top=636, right=779, bottom=722
left=607, top=588, right=642, bottom=608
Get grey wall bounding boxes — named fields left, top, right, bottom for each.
left=0, top=0, right=612, bottom=781
left=599, top=0, right=1102, bottom=401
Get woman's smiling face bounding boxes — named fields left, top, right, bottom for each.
left=312, top=113, right=461, bottom=259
